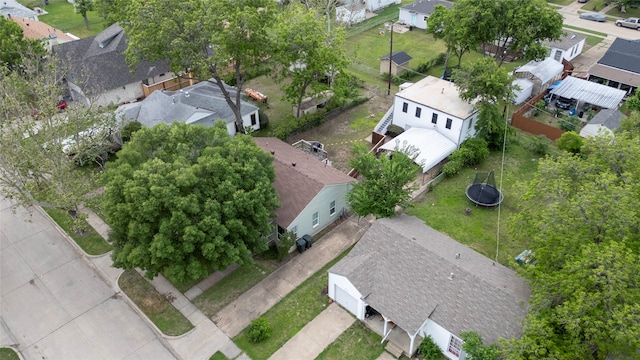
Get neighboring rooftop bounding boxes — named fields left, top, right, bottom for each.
left=542, top=31, right=585, bottom=51
left=597, top=37, right=640, bottom=74
left=1, top=0, right=38, bottom=19
left=253, top=137, right=354, bottom=228
left=400, top=0, right=453, bottom=14
left=579, top=108, right=625, bottom=138
left=329, top=214, right=530, bottom=343
left=10, top=16, right=74, bottom=43
left=550, top=76, right=625, bottom=109
left=380, top=51, right=412, bottom=65
left=396, top=76, right=476, bottom=119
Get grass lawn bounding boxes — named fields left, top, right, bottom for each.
left=18, top=0, right=105, bottom=38
left=316, top=322, right=385, bottom=360
left=193, top=258, right=280, bottom=318
left=407, top=135, right=541, bottom=266
left=209, top=351, right=228, bottom=360
left=607, top=4, right=640, bottom=17
left=0, top=348, right=20, bottom=360
left=118, top=270, right=194, bottom=336
left=562, top=24, right=608, bottom=38
left=45, top=208, right=111, bottom=255
left=233, top=249, right=351, bottom=360
left=546, top=0, right=574, bottom=5
left=244, top=76, right=291, bottom=131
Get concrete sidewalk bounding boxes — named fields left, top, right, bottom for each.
left=212, top=217, right=371, bottom=338
left=268, top=303, right=355, bottom=360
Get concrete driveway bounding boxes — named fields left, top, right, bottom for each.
left=0, top=198, right=175, bottom=360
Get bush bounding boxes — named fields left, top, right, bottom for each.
left=529, top=134, right=550, bottom=156
left=459, top=138, right=489, bottom=166
left=559, top=115, right=581, bottom=131
left=418, top=335, right=442, bottom=360
left=270, top=109, right=328, bottom=140
left=248, top=317, right=271, bottom=343
left=534, top=100, right=546, bottom=116
left=386, top=124, right=405, bottom=138
left=276, top=231, right=296, bottom=261
left=556, top=131, right=584, bottom=154
left=441, top=159, right=464, bottom=178
left=121, top=121, right=142, bottom=143
left=259, top=111, right=269, bottom=129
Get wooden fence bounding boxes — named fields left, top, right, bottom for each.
left=141, top=75, right=199, bottom=98
left=511, top=92, right=565, bottom=141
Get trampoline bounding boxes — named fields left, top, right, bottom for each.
left=465, top=171, right=504, bottom=207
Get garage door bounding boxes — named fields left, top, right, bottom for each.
left=335, top=285, right=358, bottom=316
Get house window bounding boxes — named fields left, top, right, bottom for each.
left=415, top=107, right=421, bottom=118
left=402, top=102, right=408, bottom=113
left=431, top=113, right=438, bottom=124
left=447, top=335, right=463, bottom=357
left=251, top=113, right=257, bottom=126
left=312, top=212, right=319, bottom=228
left=330, top=201, right=336, bottom=216
left=446, top=118, right=453, bottom=129
left=291, top=226, right=298, bottom=236
left=554, top=49, right=562, bottom=62
left=468, top=118, right=473, bottom=129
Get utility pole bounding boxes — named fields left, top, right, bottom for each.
left=387, top=21, right=394, bottom=96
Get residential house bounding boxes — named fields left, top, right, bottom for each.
left=398, top=0, right=452, bottom=30
left=10, top=16, right=76, bottom=51
left=365, top=0, right=401, bottom=13
left=328, top=214, right=530, bottom=358
left=253, top=137, right=354, bottom=241
left=116, top=80, right=261, bottom=136
left=514, top=57, right=564, bottom=96
left=1, top=0, right=38, bottom=20
left=374, top=76, right=478, bottom=173
left=336, top=0, right=366, bottom=26
left=543, top=31, right=586, bottom=62
left=379, top=51, right=412, bottom=76
left=588, top=37, right=640, bottom=96
left=54, top=23, right=173, bottom=106
left=579, top=108, right=624, bottom=138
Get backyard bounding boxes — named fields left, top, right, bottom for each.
left=18, top=0, right=106, bottom=38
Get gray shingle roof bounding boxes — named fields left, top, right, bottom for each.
left=587, top=108, right=624, bottom=129
left=380, top=51, right=413, bottom=65
left=119, top=80, right=258, bottom=128
left=329, top=214, right=530, bottom=342
left=253, top=137, right=354, bottom=228
left=54, top=23, right=170, bottom=95
left=542, top=31, right=585, bottom=51
left=598, top=38, right=640, bottom=74
left=401, top=0, right=453, bottom=15
left=1, top=0, right=37, bottom=18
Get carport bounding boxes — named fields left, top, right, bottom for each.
left=550, top=76, right=626, bottom=109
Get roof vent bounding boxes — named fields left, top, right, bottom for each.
left=184, top=91, right=190, bottom=98
left=292, top=162, right=296, bottom=167
left=270, top=150, right=275, bottom=155
left=448, top=273, right=454, bottom=280
left=570, top=34, right=576, bottom=39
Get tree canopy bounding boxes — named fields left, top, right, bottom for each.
left=347, top=143, right=419, bottom=218
left=103, top=123, right=280, bottom=282
left=120, top=0, right=278, bottom=133
left=0, top=16, right=46, bottom=70
left=74, top=0, right=95, bottom=30
left=504, top=132, right=640, bottom=359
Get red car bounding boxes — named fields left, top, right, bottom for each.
left=57, top=99, right=67, bottom=111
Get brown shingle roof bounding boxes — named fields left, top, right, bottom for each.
left=330, top=214, right=530, bottom=342
left=10, top=17, right=74, bottom=42
left=253, top=137, right=354, bottom=228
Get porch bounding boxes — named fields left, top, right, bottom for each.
left=364, top=313, right=422, bottom=358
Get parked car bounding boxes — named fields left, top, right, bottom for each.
left=555, top=97, right=575, bottom=110
left=616, top=17, right=640, bottom=29
left=580, top=12, right=606, bottom=22
left=577, top=0, right=589, bottom=3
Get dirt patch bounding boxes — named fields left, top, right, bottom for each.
left=288, top=91, right=393, bottom=172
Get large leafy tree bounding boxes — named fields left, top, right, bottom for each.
left=503, top=133, right=640, bottom=359
left=426, top=3, right=479, bottom=69
left=0, top=55, right=108, bottom=217
left=74, top=0, right=95, bottom=30
left=121, top=0, right=278, bottom=134
left=273, top=6, right=348, bottom=117
left=103, top=123, right=280, bottom=282
left=95, top=0, right=126, bottom=26
left=347, top=143, right=419, bottom=218
left=0, top=17, right=46, bottom=70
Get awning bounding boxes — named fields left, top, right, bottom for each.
left=380, top=127, right=457, bottom=173
left=550, top=76, right=625, bottom=109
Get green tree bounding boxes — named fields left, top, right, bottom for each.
left=74, top=0, right=95, bottom=30
left=347, top=142, right=419, bottom=218
left=95, top=0, right=126, bottom=26
left=103, top=123, right=280, bottom=282
left=555, top=131, right=583, bottom=154
left=273, top=6, right=348, bottom=117
left=121, top=0, right=278, bottom=134
left=460, top=331, right=498, bottom=360
left=0, top=17, right=46, bottom=70
left=427, top=3, right=478, bottom=68
left=474, top=101, right=508, bottom=150
left=452, top=58, right=513, bottom=104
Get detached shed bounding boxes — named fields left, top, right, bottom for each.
left=380, top=51, right=412, bottom=76
left=512, top=78, right=534, bottom=105
left=514, top=57, right=564, bottom=95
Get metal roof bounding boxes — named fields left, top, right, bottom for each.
left=380, top=127, right=457, bottom=173
left=550, top=76, right=625, bottom=109
left=515, top=58, right=564, bottom=85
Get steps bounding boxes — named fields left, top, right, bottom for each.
left=385, top=341, right=404, bottom=359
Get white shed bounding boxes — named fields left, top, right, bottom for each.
left=512, top=78, right=534, bottom=105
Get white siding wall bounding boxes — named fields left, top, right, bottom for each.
left=391, top=98, right=477, bottom=146
left=242, top=109, right=261, bottom=132
left=398, top=9, right=428, bottom=29
left=420, top=320, right=461, bottom=360
left=287, top=183, right=351, bottom=238
left=367, top=0, right=401, bottom=12
left=328, top=273, right=366, bottom=319
left=547, top=39, right=584, bottom=62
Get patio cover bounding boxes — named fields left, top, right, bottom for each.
left=380, top=127, right=457, bottom=173
left=550, top=76, right=625, bottom=109
left=515, top=58, right=563, bottom=84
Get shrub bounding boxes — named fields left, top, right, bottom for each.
left=259, top=111, right=269, bottom=129
left=276, top=231, right=296, bottom=260
left=248, top=317, right=271, bottom=343
left=121, top=121, right=142, bottom=143
left=559, top=115, right=581, bottom=131
left=418, top=335, right=443, bottom=360
left=441, top=159, right=464, bottom=178
left=459, top=138, right=489, bottom=166
left=386, top=124, right=405, bottom=138
left=556, top=131, right=584, bottom=154
left=529, top=134, right=550, bottom=156
left=534, top=100, right=546, bottom=116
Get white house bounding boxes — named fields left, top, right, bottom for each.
left=398, top=0, right=452, bottom=30
left=375, top=76, right=478, bottom=173
left=328, top=214, right=530, bottom=358
left=543, top=31, right=586, bottom=63
left=336, top=1, right=366, bottom=26
left=116, top=80, right=261, bottom=136
left=253, top=138, right=354, bottom=240
left=54, top=23, right=174, bottom=107
left=579, top=108, right=624, bottom=138
left=365, top=0, right=401, bottom=13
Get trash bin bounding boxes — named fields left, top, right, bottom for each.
left=296, top=238, right=307, bottom=253
left=303, top=234, right=313, bottom=249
